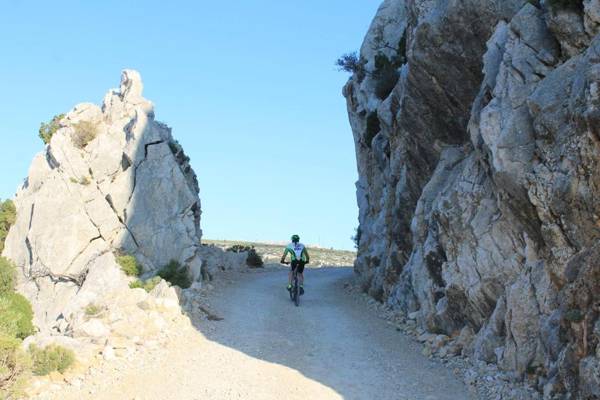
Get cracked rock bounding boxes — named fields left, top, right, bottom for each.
left=2, top=70, right=208, bottom=334
left=345, top=0, right=600, bottom=397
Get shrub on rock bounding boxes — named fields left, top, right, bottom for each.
left=129, top=276, right=162, bottom=292
left=116, top=254, right=142, bottom=277
left=0, top=200, right=16, bottom=254
left=0, top=258, right=15, bottom=296
left=0, top=293, right=35, bottom=340
left=71, top=120, right=98, bottom=149
left=28, top=344, right=75, bottom=376
left=84, top=303, right=102, bottom=317
left=0, top=333, right=31, bottom=398
left=38, top=114, right=65, bottom=145
left=158, top=260, right=191, bottom=289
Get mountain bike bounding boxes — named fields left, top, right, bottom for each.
left=282, top=261, right=301, bottom=307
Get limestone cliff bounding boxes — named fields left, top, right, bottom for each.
left=2, top=70, right=205, bottom=333
left=344, top=0, right=600, bottom=397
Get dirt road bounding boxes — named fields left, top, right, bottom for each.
left=37, top=267, right=474, bottom=400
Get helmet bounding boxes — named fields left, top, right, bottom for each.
left=291, top=234, right=300, bottom=243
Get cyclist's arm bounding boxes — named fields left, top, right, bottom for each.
left=302, top=248, right=310, bottom=263
left=280, top=248, right=290, bottom=262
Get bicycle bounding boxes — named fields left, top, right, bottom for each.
left=282, top=261, right=301, bottom=307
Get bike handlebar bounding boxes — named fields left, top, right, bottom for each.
left=280, top=261, right=310, bottom=265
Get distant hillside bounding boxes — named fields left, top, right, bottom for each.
left=203, top=239, right=356, bottom=267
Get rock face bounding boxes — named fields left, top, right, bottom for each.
left=2, top=70, right=205, bottom=333
left=345, top=0, right=600, bottom=396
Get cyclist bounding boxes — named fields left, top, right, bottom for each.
left=280, top=234, right=310, bottom=295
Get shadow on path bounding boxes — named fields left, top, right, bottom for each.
left=189, top=266, right=474, bottom=400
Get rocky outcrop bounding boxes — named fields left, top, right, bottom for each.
left=2, top=70, right=208, bottom=334
left=345, top=0, right=600, bottom=397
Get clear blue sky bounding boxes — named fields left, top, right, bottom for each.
left=0, top=1, right=380, bottom=250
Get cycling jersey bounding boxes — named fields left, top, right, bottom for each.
left=283, top=242, right=309, bottom=262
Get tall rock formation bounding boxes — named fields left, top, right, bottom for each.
left=2, top=70, right=204, bottom=333
left=344, top=0, right=600, bottom=397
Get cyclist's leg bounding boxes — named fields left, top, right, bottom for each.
left=298, top=261, right=305, bottom=284
left=298, top=261, right=305, bottom=294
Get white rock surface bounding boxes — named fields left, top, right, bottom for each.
left=2, top=70, right=205, bottom=334
left=344, top=1, right=600, bottom=397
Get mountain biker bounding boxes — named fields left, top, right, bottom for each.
left=280, top=234, right=310, bottom=295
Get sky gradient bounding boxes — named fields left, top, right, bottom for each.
left=0, top=1, right=381, bottom=250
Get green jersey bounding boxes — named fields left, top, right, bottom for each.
left=282, top=242, right=309, bottom=262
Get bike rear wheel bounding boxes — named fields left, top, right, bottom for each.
left=293, top=276, right=300, bottom=307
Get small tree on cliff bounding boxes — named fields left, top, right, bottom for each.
left=0, top=200, right=16, bottom=253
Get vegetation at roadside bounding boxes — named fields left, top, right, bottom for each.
left=157, top=260, right=191, bottom=289
left=0, top=200, right=16, bottom=254
left=38, top=114, right=65, bottom=145
left=0, top=292, right=34, bottom=339
left=0, top=333, right=31, bottom=399
left=129, top=260, right=191, bottom=292
left=226, top=245, right=264, bottom=268
left=0, top=257, right=75, bottom=397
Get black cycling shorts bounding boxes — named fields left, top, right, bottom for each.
left=291, top=260, right=306, bottom=273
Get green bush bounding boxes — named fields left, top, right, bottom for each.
left=38, top=114, right=65, bottom=145
left=336, top=52, right=367, bottom=81
left=0, top=199, right=16, bottom=254
left=0, top=293, right=35, bottom=340
left=226, top=244, right=252, bottom=253
left=246, top=248, right=264, bottom=268
left=129, top=276, right=162, bottom=292
left=158, top=260, right=191, bottom=289
left=226, top=245, right=264, bottom=267
left=71, top=120, right=98, bottom=149
left=0, top=258, right=15, bottom=296
left=28, top=344, right=74, bottom=376
left=0, top=333, right=31, bottom=398
left=116, top=254, right=142, bottom=277
left=84, top=304, right=102, bottom=317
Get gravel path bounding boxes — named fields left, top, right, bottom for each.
left=36, top=267, right=474, bottom=400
